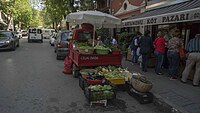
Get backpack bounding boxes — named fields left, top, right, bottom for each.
left=130, top=36, right=139, bottom=50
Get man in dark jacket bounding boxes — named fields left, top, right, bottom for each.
left=130, top=32, right=141, bottom=64
left=138, top=31, right=153, bottom=72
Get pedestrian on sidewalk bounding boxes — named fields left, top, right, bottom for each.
left=138, top=30, right=153, bottom=72
left=181, top=34, right=200, bottom=86
left=130, top=32, right=141, bottom=64
left=167, top=30, right=183, bottom=80
left=153, top=31, right=166, bottom=75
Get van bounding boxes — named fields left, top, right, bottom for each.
left=42, top=29, right=55, bottom=39
left=28, top=28, right=43, bottom=43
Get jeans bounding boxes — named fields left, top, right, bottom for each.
left=154, top=51, right=164, bottom=74
left=167, top=51, right=180, bottom=77
left=142, top=53, right=149, bottom=72
left=131, top=49, right=138, bottom=63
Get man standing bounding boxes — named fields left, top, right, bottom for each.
left=138, top=31, right=153, bottom=72
left=110, top=36, right=118, bottom=46
left=181, top=34, right=200, bottom=86
left=130, top=32, right=141, bottom=64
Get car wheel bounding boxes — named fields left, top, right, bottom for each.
left=72, top=64, right=79, bottom=78
left=56, top=54, right=60, bottom=60
left=11, top=43, right=16, bottom=51
left=17, top=41, right=19, bottom=47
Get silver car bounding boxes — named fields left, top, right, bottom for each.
left=54, top=30, right=70, bottom=60
left=0, top=31, right=19, bottom=51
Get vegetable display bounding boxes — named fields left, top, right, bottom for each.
left=87, top=85, right=115, bottom=100
left=95, top=45, right=110, bottom=50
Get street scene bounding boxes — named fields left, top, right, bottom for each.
left=0, top=0, right=200, bottom=113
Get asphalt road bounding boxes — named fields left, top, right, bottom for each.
left=0, top=38, right=161, bottom=113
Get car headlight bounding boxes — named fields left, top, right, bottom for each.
left=5, top=40, right=10, bottom=44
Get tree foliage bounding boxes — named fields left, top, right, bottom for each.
left=0, top=0, right=33, bottom=29
left=43, top=0, right=97, bottom=28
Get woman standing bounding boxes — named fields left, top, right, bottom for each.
left=167, top=30, right=182, bottom=80
left=153, top=31, right=166, bottom=75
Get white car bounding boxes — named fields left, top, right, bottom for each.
left=14, top=31, right=22, bottom=39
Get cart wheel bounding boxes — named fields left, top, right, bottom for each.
left=72, top=64, right=79, bottom=78
left=79, top=76, right=84, bottom=90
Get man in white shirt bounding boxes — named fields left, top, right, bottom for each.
left=111, top=36, right=118, bottom=46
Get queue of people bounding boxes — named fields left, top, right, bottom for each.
left=129, top=30, right=200, bottom=86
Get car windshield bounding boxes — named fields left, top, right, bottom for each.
left=78, top=32, right=92, bottom=40
left=61, top=32, right=69, bottom=41
left=0, top=32, right=11, bottom=39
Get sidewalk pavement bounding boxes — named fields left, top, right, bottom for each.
left=122, top=58, right=200, bottom=113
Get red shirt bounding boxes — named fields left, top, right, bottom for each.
left=153, top=37, right=166, bottom=54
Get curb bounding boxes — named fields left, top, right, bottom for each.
left=153, top=93, right=187, bottom=113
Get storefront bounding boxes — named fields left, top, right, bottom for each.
left=123, top=0, right=200, bottom=47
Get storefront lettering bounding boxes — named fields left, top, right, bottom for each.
left=80, top=56, right=99, bottom=60
left=162, top=13, right=189, bottom=23
left=194, top=13, right=200, bottom=19
left=147, top=18, right=157, bottom=24
left=124, top=20, right=143, bottom=26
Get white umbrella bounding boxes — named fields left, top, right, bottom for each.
left=66, top=11, right=122, bottom=46
left=66, top=10, right=122, bottom=28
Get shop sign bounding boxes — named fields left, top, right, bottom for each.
left=124, top=20, right=143, bottom=27
left=161, top=13, right=189, bottom=23
left=123, top=8, right=200, bottom=27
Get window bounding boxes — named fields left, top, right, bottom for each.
left=78, top=32, right=92, bottom=40
left=0, top=32, right=12, bottom=38
left=61, top=32, right=69, bottom=41
left=124, top=3, right=127, bottom=10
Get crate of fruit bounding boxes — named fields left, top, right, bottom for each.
left=103, top=71, right=125, bottom=85
left=105, top=77, right=125, bottom=85
left=84, top=85, right=116, bottom=102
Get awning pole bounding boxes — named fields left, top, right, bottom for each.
left=93, top=24, right=96, bottom=47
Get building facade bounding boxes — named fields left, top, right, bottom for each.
left=123, top=0, right=200, bottom=47
left=97, top=0, right=146, bottom=35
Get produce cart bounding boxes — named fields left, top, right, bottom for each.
left=66, top=11, right=122, bottom=77
left=70, top=48, right=122, bottom=77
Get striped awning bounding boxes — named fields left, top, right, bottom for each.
left=123, top=0, right=200, bottom=27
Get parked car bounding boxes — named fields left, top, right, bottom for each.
left=54, top=30, right=70, bottom=60
left=21, top=30, right=27, bottom=36
left=0, top=30, right=19, bottom=51
left=14, top=31, right=22, bottom=39
left=42, top=29, right=55, bottom=39
left=28, top=28, right=43, bottom=43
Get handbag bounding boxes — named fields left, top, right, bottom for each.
left=179, top=48, right=186, bottom=59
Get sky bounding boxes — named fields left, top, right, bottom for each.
left=29, top=0, right=45, bottom=10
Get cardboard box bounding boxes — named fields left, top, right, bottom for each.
left=127, top=48, right=132, bottom=61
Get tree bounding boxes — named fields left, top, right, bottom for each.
left=0, top=0, right=33, bottom=30
left=43, top=0, right=97, bottom=29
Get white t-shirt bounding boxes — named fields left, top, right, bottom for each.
left=111, top=38, right=117, bottom=45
